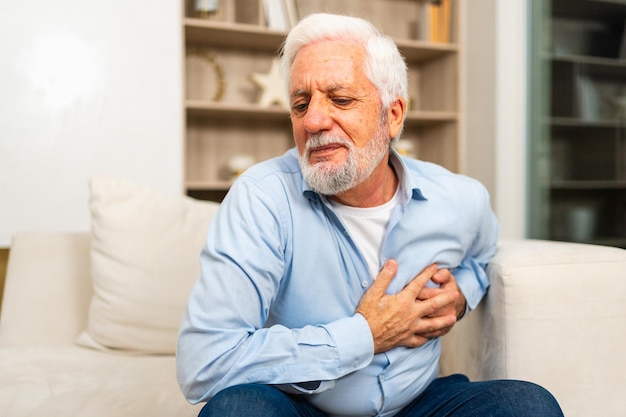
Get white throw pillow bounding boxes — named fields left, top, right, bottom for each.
left=77, top=176, right=219, bottom=354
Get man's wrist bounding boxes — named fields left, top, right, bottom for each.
left=456, top=294, right=467, bottom=320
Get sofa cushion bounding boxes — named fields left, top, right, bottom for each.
left=78, top=176, right=219, bottom=354
left=0, top=345, right=203, bottom=416
left=440, top=239, right=626, bottom=417
left=0, top=233, right=91, bottom=347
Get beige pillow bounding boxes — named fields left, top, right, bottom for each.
left=77, top=176, right=219, bottom=354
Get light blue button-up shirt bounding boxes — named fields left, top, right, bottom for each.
left=177, top=148, right=499, bottom=417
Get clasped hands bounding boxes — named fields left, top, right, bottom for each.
left=356, top=259, right=466, bottom=354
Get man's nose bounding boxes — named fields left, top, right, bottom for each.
left=303, top=97, right=333, bottom=133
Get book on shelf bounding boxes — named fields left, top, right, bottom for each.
left=419, top=0, right=453, bottom=43
left=283, top=0, right=298, bottom=29
left=575, top=71, right=600, bottom=121
left=262, top=0, right=298, bottom=31
left=262, top=0, right=288, bottom=31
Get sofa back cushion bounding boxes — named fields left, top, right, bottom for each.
left=0, top=232, right=92, bottom=346
left=77, top=177, right=219, bottom=354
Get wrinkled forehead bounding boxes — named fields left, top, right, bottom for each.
left=290, top=39, right=368, bottom=86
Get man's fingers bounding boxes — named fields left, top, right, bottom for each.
left=359, top=261, right=462, bottom=352
left=403, top=263, right=438, bottom=296
left=418, top=325, right=455, bottom=340
left=431, top=268, right=452, bottom=284
left=413, top=303, right=458, bottom=335
left=370, top=259, right=398, bottom=295
left=416, top=287, right=439, bottom=301
left=424, top=289, right=459, bottom=313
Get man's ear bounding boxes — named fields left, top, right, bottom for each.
left=387, top=97, right=407, bottom=139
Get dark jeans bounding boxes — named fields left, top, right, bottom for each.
left=198, top=374, right=564, bottom=417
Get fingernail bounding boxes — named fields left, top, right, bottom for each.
left=383, top=259, right=396, bottom=270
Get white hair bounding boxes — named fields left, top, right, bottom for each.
left=279, top=13, right=408, bottom=112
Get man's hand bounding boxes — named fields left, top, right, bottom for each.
left=416, top=268, right=467, bottom=339
left=355, top=260, right=460, bottom=354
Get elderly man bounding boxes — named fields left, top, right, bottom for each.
left=177, top=13, right=563, bottom=417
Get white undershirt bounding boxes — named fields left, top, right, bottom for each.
left=328, top=187, right=401, bottom=280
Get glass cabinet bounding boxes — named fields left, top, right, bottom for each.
left=528, top=0, right=626, bottom=247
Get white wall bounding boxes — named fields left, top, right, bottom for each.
left=0, top=1, right=183, bottom=246
left=494, top=0, right=528, bottom=239
left=463, top=0, right=528, bottom=240
left=462, top=0, right=497, bottom=210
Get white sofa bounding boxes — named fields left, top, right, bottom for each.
left=1, top=177, right=625, bottom=417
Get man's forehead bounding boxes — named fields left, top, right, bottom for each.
left=293, top=39, right=366, bottom=67
left=290, top=47, right=368, bottom=92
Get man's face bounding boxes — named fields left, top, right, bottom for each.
left=289, top=40, right=390, bottom=195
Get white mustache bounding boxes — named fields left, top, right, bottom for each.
left=305, top=134, right=352, bottom=153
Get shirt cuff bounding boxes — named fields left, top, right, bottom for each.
left=274, top=380, right=335, bottom=395
left=454, top=267, right=487, bottom=311
left=323, top=313, right=374, bottom=375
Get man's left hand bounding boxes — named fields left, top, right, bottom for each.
left=416, top=268, right=466, bottom=339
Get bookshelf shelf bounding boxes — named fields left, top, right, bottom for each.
left=186, top=100, right=458, bottom=125
left=550, top=54, right=626, bottom=70
left=551, top=180, right=626, bottom=190
left=185, top=19, right=286, bottom=50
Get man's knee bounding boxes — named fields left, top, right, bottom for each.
left=429, top=375, right=564, bottom=416
left=488, top=380, right=563, bottom=416
left=199, top=384, right=289, bottom=417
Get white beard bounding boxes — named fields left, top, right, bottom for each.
left=299, top=115, right=390, bottom=196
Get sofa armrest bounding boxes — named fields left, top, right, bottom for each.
left=440, top=239, right=626, bottom=417
left=0, top=232, right=91, bottom=346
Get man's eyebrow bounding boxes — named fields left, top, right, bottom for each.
left=290, top=89, right=310, bottom=99
left=290, top=85, right=347, bottom=99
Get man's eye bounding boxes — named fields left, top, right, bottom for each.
left=291, top=103, right=308, bottom=114
left=333, top=98, right=354, bottom=106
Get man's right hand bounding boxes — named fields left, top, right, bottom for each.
left=355, top=260, right=459, bottom=354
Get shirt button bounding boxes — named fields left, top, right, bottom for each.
left=361, top=281, right=369, bottom=288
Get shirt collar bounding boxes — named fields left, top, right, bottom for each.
left=388, top=148, right=428, bottom=204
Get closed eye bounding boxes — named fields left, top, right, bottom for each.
left=291, top=101, right=308, bottom=116
left=332, top=97, right=354, bottom=106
